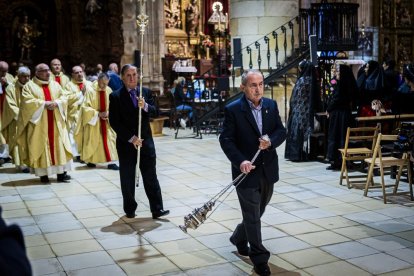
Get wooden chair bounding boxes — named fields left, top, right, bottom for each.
left=339, top=125, right=380, bottom=189
left=156, top=91, right=175, bottom=128
left=364, top=133, right=413, bottom=203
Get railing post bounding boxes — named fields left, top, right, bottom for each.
left=264, top=36, right=270, bottom=71
left=255, top=41, right=262, bottom=72
left=272, top=31, right=279, bottom=69
left=281, top=25, right=287, bottom=65
left=247, top=46, right=253, bottom=69
left=289, top=21, right=294, bottom=58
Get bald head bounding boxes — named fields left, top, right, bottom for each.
left=72, top=65, right=84, bottom=82
left=109, top=63, right=118, bottom=73
left=35, top=63, right=51, bottom=81
left=0, top=61, right=9, bottom=77
left=50, top=59, right=63, bottom=74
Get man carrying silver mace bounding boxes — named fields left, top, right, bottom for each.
left=108, top=0, right=169, bottom=220
left=219, top=69, right=286, bottom=276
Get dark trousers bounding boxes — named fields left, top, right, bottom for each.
left=118, top=152, right=163, bottom=215
left=231, top=177, right=274, bottom=265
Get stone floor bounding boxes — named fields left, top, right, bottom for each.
left=1, top=128, right=414, bottom=276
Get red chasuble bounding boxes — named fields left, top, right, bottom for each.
left=99, top=90, right=111, bottom=162
left=42, top=85, right=56, bottom=165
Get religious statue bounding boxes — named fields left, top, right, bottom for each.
left=86, top=0, right=101, bottom=14
left=165, top=0, right=182, bottom=29
left=17, top=15, right=41, bottom=61
left=185, top=0, right=200, bottom=36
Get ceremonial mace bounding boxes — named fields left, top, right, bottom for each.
left=135, top=0, right=153, bottom=187
left=179, top=134, right=270, bottom=232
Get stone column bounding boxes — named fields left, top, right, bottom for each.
left=121, top=0, right=164, bottom=91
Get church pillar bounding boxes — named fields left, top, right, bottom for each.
left=121, top=0, right=164, bottom=92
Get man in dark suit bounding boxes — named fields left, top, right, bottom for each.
left=219, top=69, right=286, bottom=276
left=109, top=64, right=169, bottom=219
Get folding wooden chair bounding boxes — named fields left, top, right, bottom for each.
left=364, top=133, right=413, bottom=203
left=339, top=125, right=379, bottom=189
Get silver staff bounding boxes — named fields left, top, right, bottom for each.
left=179, top=134, right=270, bottom=233
left=135, top=0, right=150, bottom=187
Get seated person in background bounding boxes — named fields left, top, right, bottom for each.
left=393, top=63, right=414, bottom=114
left=173, top=76, right=193, bottom=128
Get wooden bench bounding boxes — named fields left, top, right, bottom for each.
left=150, top=116, right=169, bottom=137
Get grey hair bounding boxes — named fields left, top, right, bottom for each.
left=17, top=66, right=31, bottom=76
left=241, top=69, right=263, bottom=85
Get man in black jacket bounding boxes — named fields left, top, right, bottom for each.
left=219, top=69, right=286, bottom=276
left=109, top=64, right=169, bottom=219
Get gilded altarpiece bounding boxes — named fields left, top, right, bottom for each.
left=379, top=0, right=414, bottom=68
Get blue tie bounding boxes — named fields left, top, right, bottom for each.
left=129, top=89, right=137, bottom=108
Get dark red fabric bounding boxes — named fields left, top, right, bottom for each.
left=0, top=93, right=4, bottom=115
left=78, top=83, right=84, bottom=91
left=55, top=76, right=61, bottom=85
left=99, top=90, right=111, bottom=162
left=203, top=0, right=229, bottom=35
left=42, top=84, right=55, bottom=165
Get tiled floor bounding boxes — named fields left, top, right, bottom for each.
left=1, top=128, right=414, bottom=275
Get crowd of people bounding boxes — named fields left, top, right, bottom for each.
left=0, top=59, right=170, bottom=220
left=285, top=59, right=414, bottom=170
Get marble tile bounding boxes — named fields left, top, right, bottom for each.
left=343, top=210, right=391, bottom=224
left=321, top=241, right=380, bottom=259
left=167, top=249, right=226, bottom=270
left=395, top=230, right=414, bottom=243
left=98, top=235, right=149, bottom=250
left=348, top=253, right=411, bottom=274
left=309, top=216, right=359, bottom=229
left=108, top=245, right=161, bottom=262
left=289, top=208, right=336, bottom=220
left=296, top=230, right=350, bottom=246
left=25, top=234, right=48, bottom=247
left=45, top=229, right=93, bottom=244
left=375, top=206, right=414, bottom=218
left=50, top=239, right=103, bottom=256
left=31, top=258, right=64, bottom=276
left=142, top=227, right=188, bottom=243
left=275, top=221, right=325, bottom=235
left=278, top=248, right=338, bottom=268
left=58, top=251, right=115, bottom=271
left=387, top=247, right=414, bottom=264
left=265, top=236, right=311, bottom=254
left=66, top=264, right=126, bottom=276
left=365, top=219, right=414, bottom=234
left=153, top=238, right=208, bottom=256
left=261, top=211, right=302, bottom=225
left=185, top=262, right=246, bottom=275
left=27, top=245, right=55, bottom=260
left=38, top=220, right=84, bottom=233
left=358, top=234, right=414, bottom=252
left=304, top=260, right=371, bottom=276
left=332, top=225, right=385, bottom=240
left=117, top=256, right=180, bottom=276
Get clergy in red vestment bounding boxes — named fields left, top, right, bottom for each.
left=16, top=63, right=72, bottom=183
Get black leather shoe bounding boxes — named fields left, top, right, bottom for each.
left=40, top=176, right=49, bottom=183
left=125, top=213, right=136, bottom=218
left=229, top=237, right=250, bottom=257
left=152, top=209, right=170, bottom=219
left=87, top=163, right=96, bottom=168
left=57, top=172, right=71, bottom=182
left=107, top=164, right=119, bottom=170
left=254, top=263, right=271, bottom=276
